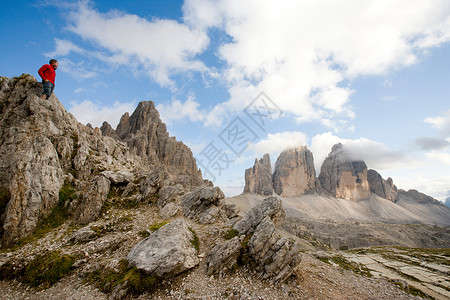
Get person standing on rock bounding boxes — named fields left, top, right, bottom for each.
left=38, top=59, right=58, bottom=100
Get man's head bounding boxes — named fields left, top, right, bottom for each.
left=49, top=59, right=58, bottom=69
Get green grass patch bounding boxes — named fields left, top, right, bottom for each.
left=237, top=234, right=255, bottom=267
left=8, top=183, right=77, bottom=250
left=148, top=221, right=169, bottom=232
left=84, top=260, right=160, bottom=295
left=330, top=255, right=372, bottom=277
left=223, top=228, right=239, bottom=240
left=0, top=251, right=76, bottom=289
left=188, top=227, right=200, bottom=253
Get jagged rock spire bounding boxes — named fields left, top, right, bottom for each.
left=272, top=146, right=316, bottom=197
left=318, top=143, right=370, bottom=200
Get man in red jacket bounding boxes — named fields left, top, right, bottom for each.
left=38, top=59, right=58, bottom=100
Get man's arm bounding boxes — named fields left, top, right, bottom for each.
left=38, top=65, right=50, bottom=81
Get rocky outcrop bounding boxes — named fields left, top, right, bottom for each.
left=207, top=197, right=300, bottom=283
left=181, top=186, right=238, bottom=224
left=73, top=175, right=111, bottom=225
left=101, top=101, right=203, bottom=190
left=247, top=216, right=300, bottom=283
left=367, top=169, right=398, bottom=202
left=243, top=154, right=273, bottom=195
left=318, top=143, right=370, bottom=201
left=272, top=146, right=316, bottom=197
left=206, top=236, right=241, bottom=276
left=127, top=219, right=199, bottom=277
left=396, top=189, right=443, bottom=205
left=0, top=75, right=206, bottom=245
left=233, top=196, right=285, bottom=235
left=0, top=75, right=145, bottom=243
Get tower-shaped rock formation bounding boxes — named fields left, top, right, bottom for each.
left=367, top=169, right=398, bottom=202
left=318, top=143, right=370, bottom=201
left=244, top=154, right=273, bottom=195
left=272, top=146, right=316, bottom=197
left=101, top=101, right=203, bottom=190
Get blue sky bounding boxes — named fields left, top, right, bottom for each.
left=1, top=0, right=449, bottom=201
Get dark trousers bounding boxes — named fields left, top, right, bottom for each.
left=42, top=81, right=54, bottom=99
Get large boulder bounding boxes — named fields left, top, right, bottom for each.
left=272, top=146, right=317, bottom=197
left=243, top=153, right=273, bottom=195
left=207, top=197, right=300, bottom=283
left=73, top=175, right=111, bottom=225
left=233, top=196, right=285, bottom=235
left=318, top=143, right=370, bottom=201
left=127, top=219, right=199, bottom=277
left=181, top=186, right=228, bottom=224
left=248, top=216, right=301, bottom=283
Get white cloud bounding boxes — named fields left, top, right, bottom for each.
left=393, top=174, right=450, bottom=202
left=247, top=131, right=308, bottom=157
left=46, top=38, right=85, bottom=57
left=310, top=132, right=411, bottom=173
left=425, top=110, right=450, bottom=137
left=425, top=151, right=450, bottom=166
left=57, top=58, right=98, bottom=79
left=69, top=100, right=136, bottom=128
left=66, top=2, right=209, bottom=88
left=157, top=95, right=206, bottom=124
left=184, top=0, right=450, bottom=128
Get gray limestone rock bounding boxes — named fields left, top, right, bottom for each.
left=140, top=165, right=172, bottom=200
left=272, top=146, right=316, bottom=197
left=101, top=170, right=134, bottom=185
left=127, top=219, right=199, bottom=277
left=397, top=189, right=443, bottom=205
left=206, top=236, right=241, bottom=276
left=248, top=217, right=301, bottom=283
left=367, top=169, right=398, bottom=202
left=233, top=196, right=285, bottom=235
left=208, top=196, right=300, bottom=283
left=73, top=175, right=111, bottom=225
left=244, top=153, right=273, bottom=195
left=69, top=226, right=98, bottom=244
left=181, top=186, right=226, bottom=224
left=102, top=101, right=203, bottom=190
left=318, top=143, right=370, bottom=201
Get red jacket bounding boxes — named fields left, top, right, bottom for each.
left=38, top=64, right=56, bottom=85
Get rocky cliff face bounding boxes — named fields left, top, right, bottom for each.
left=0, top=75, right=203, bottom=245
left=243, top=154, right=273, bottom=195
left=101, top=101, right=203, bottom=190
left=318, top=143, right=370, bottom=201
left=272, top=146, right=316, bottom=197
left=367, top=169, right=398, bottom=202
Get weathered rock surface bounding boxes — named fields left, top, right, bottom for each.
left=367, top=169, right=398, bottom=202
left=101, top=101, right=203, bottom=190
left=181, top=186, right=235, bottom=224
left=206, top=236, right=241, bottom=276
left=73, top=175, right=111, bottom=225
left=272, top=146, right=316, bottom=197
left=397, top=189, right=444, bottom=205
left=248, top=216, right=301, bottom=283
left=69, top=225, right=98, bottom=244
left=243, top=154, right=273, bottom=195
left=101, top=170, right=134, bottom=185
left=318, top=143, right=370, bottom=201
left=233, top=196, right=285, bottom=235
left=0, top=75, right=206, bottom=244
left=0, top=75, right=142, bottom=242
left=127, top=219, right=199, bottom=277
left=208, top=197, right=300, bottom=283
